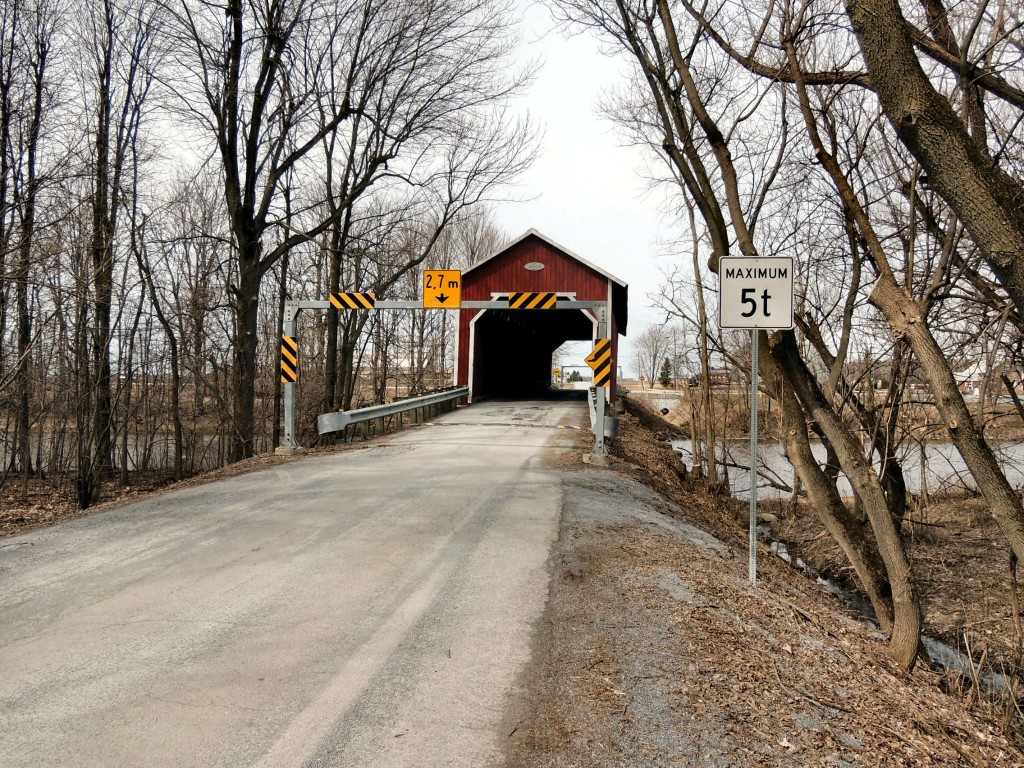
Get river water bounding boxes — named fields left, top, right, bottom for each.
left=0, top=433, right=247, bottom=476
left=670, top=438, right=1024, bottom=498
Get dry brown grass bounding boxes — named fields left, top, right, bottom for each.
left=502, top=405, right=1024, bottom=766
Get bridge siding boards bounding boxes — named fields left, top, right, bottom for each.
left=457, top=231, right=626, bottom=400
left=462, top=237, right=609, bottom=300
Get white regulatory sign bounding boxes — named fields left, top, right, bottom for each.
left=718, top=257, right=795, bottom=330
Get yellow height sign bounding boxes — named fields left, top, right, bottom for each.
left=423, top=270, right=461, bottom=308
left=586, top=338, right=612, bottom=387
left=281, top=336, right=298, bottom=383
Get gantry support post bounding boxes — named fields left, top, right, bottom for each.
left=594, top=304, right=608, bottom=456
left=277, top=301, right=301, bottom=454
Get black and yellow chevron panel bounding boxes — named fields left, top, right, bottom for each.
left=281, top=336, right=298, bottom=383
left=587, top=337, right=613, bottom=388
left=509, top=291, right=557, bottom=309
left=330, top=291, right=376, bottom=309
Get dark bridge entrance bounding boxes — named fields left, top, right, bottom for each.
left=456, top=230, right=628, bottom=401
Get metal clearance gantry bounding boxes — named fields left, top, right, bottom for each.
left=278, top=292, right=614, bottom=455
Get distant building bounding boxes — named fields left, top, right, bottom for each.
left=688, top=368, right=731, bottom=387
left=953, top=362, right=987, bottom=396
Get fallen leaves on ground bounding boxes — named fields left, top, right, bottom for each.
left=502, top=406, right=1024, bottom=767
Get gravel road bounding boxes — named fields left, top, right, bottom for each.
left=0, top=399, right=586, bottom=768
left=8, top=399, right=1017, bottom=767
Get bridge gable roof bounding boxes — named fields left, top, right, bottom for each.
left=463, top=229, right=628, bottom=332
left=465, top=229, right=627, bottom=287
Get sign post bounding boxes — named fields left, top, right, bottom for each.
left=718, top=257, right=794, bottom=586
left=584, top=306, right=612, bottom=455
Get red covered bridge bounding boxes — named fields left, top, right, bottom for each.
left=455, top=230, right=628, bottom=401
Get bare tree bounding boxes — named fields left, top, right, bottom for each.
left=163, top=0, right=531, bottom=459
left=321, top=112, right=533, bottom=413
left=74, top=0, right=158, bottom=506
left=845, top=0, right=1024, bottom=310
left=632, top=323, right=670, bottom=382
left=551, top=0, right=924, bottom=668
left=656, top=205, right=719, bottom=483
left=782, top=23, right=1024, bottom=570
left=1, top=0, right=62, bottom=498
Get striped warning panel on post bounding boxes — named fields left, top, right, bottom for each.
left=586, top=337, right=613, bottom=388
left=509, top=291, right=557, bottom=309
left=281, top=335, right=298, bottom=383
left=330, top=291, right=376, bottom=309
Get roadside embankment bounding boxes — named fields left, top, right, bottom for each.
left=500, top=404, right=1023, bottom=766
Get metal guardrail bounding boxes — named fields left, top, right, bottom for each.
left=588, top=387, right=619, bottom=439
left=317, top=387, right=469, bottom=435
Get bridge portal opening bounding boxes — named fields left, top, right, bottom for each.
left=456, top=230, right=628, bottom=402
left=553, top=340, right=595, bottom=387
left=469, top=308, right=595, bottom=399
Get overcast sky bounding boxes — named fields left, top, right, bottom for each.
left=493, top=2, right=688, bottom=375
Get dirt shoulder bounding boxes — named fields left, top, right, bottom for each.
left=500, top=410, right=1022, bottom=766
left=633, top=391, right=1024, bottom=678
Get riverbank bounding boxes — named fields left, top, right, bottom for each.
left=773, top=492, right=1023, bottom=696
left=624, top=395, right=1024, bottom=733
left=500, top=401, right=1024, bottom=765
left=631, top=385, right=1024, bottom=442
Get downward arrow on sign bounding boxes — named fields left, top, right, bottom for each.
left=436, top=293, right=449, bottom=303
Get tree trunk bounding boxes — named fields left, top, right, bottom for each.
left=689, top=387, right=703, bottom=479
left=88, top=6, right=118, bottom=500
left=15, top=221, right=32, bottom=484
left=869, top=279, right=1024, bottom=563
left=1003, top=375, right=1024, bottom=424
left=323, top=224, right=344, bottom=413
left=231, top=241, right=262, bottom=461
left=770, top=330, right=921, bottom=669
left=118, top=300, right=143, bottom=485
left=75, top=294, right=97, bottom=509
left=134, top=216, right=183, bottom=481
left=12, top=8, right=49, bottom=487
left=0, top=33, right=10, bottom=389
left=763, top=352, right=896, bottom=631
left=91, top=217, right=115, bottom=492
left=678, top=199, right=719, bottom=483
left=787, top=38, right=1024, bottom=569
